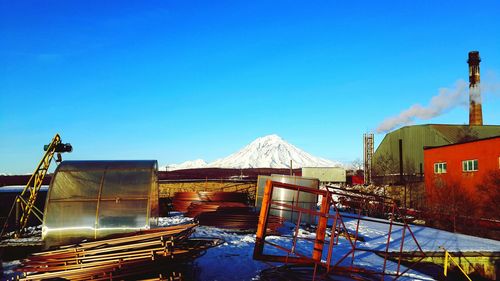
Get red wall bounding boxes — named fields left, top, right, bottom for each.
left=347, top=175, right=364, bottom=185
left=424, top=137, right=500, bottom=192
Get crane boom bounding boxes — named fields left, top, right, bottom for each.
left=1, top=133, right=72, bottom=238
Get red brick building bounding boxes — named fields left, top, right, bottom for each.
left=424, top=136, right=500, bottom=191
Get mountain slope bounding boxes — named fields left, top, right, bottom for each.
left=162, top=134, right=341, bottom=170
left=207, top=134, right=340, bottom=169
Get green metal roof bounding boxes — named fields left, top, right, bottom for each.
left=373, top=124, right=500, bottom=175
left=429, top=124, right=500, bottom=143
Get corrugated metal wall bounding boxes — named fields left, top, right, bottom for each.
left=301, top=167, right=346, bottom=182
left=374, top=125, right=450, bottom=175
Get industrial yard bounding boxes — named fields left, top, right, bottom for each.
left=2, top=1, right=500, bottom=281
left=1, top=117, right=499, bottom=280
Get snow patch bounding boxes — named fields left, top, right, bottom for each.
left=1, top=260, right=22, bottom=276
left=0, top=185, right=49, bottom=193
left=7, top=215, right=498, bottom=280
left=159, top=159, right=208, bottom=171
left=158, top=215, right=194, bottom=227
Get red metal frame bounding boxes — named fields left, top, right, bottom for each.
left=254, top=180, right=427, bottom=280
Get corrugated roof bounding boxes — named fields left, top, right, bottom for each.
left=424, top=135, right=500, bottom=150
left=373, top=124, right=500, bottom=177
left=430, top=124, right=500, bottom=143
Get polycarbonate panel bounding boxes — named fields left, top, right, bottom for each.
left=255, top=175, right=319, bottom=224
left=42, top=160, right=158, bottom=249
left=44, top=201, right=98, bottom=228
left=56, top=160, right=157, bottom=171
left=101, top=170, right=150, bottom=198
left=98, top=200, right=149, bottom=228
left=50, top=171, right=102, bottom=200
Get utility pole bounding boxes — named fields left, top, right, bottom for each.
left=363, top=133, right=374, bottom=185
left=399, top=139, right=406, bottom=210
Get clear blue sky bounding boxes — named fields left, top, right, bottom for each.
left=1, top=1, right=499, bottom=173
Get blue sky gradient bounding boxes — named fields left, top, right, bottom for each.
left=1, top=1, right=499, bottom=173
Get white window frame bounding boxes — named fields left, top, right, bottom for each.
left=434, top=162, right=447, bottom=174
left=462, top=159, right=478, bottom=172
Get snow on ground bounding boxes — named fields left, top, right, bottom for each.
left=337, top=212, right=500, bottom=253
left=158, top=214, right=194, bottom=226
left=157, top=211, right=500, bottom=280
left=256, top=222, right=434, bottom=281
left=158, top=215, right=436, bottom=281
left=0, top=185, right=48, bottom=192
left=1, top=260, right=21, bottom=277
left=193, top=227, right=264, bottom=281
left=0, top=225, right=42, bottom=246
left=2, top=213, right=498, bottom=281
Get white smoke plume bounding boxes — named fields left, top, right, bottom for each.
left=375, top=80, right=468, bottom=133
left=375, top=75, right=500, bottom=133
left=481, top=71, right=500, bottom=99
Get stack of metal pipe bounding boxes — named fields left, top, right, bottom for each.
left=185, top=202, right=248, bottom=218
left=172, top=192, right=285, bottom=231
left=15, top=224, right=221, bottom=280
left=197, top=207, right=285, bottom=231
left=172, top=192, right=248, bottom=212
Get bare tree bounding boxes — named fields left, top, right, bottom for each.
left=372, top=153, right=398, bottom=176
left=427, top=178, right=477, bottom=232
left=456, top=126, right=479, bottom=143
left=351, top=158, right=363, bottom=171
left=476, top=170, right=500, bottom=220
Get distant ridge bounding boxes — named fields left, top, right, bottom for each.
left=165, top=159, right=207, bottom=171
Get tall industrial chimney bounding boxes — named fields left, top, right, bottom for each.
left=468, top=51, right=483, bottom=126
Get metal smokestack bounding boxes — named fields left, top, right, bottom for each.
left=468, top=51, right=483, bottom=125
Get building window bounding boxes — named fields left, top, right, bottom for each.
left=462, top=159, right=478, bottom=172
left=434, top=162, right=447, bottom=174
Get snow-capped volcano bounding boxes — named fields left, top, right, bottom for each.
left=208, top=134, right=340, bottom=169
left=162, top=134, right=341, bottom=170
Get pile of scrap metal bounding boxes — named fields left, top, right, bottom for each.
left=14, top=223, right=221, bottom=280
left=196, top=206, right=285, bottom=232
left=326, top=185, right=394, bottom=219
left=253, top=180, right=427, bottom=281
left=172, top=191, right=249, bottom=212
left=185, top=202, right=248, bottom=217
left=173, top=191, right=284, bottom=231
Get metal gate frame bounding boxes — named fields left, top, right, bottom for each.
left=253, top=180, right=427, bottom=280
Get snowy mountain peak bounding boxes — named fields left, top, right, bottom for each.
left=162, top=134, right=341, bottom=170
left=208, top=134, right=341, bottom=169
left=256, top=134, right=282, bottom=142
